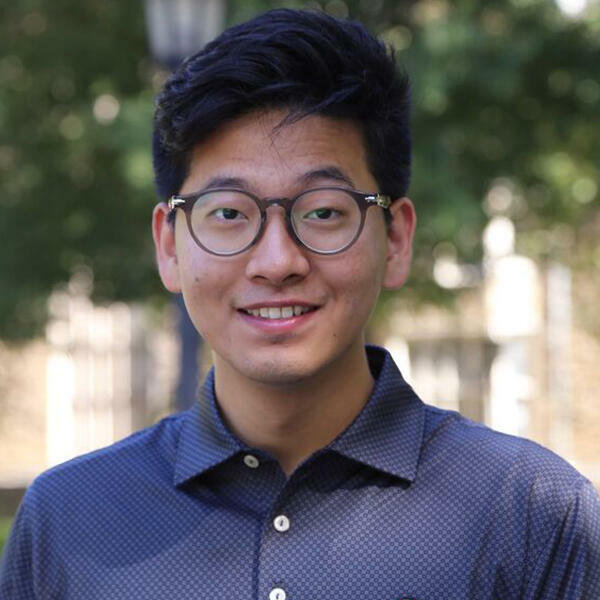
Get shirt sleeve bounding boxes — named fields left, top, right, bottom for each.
left=0, top=494, right=37, bottom=600
left=525, top=480, right=600, bottom=600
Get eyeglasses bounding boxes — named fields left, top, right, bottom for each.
left=168, top=186, right=391, bottom=256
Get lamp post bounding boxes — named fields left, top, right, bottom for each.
left=144, top=0, right=226, bottom=68
left=143, top=0, right=225, bottom=411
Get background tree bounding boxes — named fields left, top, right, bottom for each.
left=1, top=0, right=599, bottom=342
left=0, top=2, right=158, bottom=340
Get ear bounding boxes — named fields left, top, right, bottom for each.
left=382, top=197, right=416, bottom=289
left=152, top=202, right=182, bottom=293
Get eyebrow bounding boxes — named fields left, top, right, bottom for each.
left=297, top=166, right=356, bottom=189
left=198, top=175, right=248, bottom=192
left=195, top=166, right=357, bottom=196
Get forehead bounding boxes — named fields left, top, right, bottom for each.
left=180, top=110, right=376, bottom=195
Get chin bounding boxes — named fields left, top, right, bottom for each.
left=230, top=347, right=331, bottom=386
left=242, top=359, right=318, bottom=386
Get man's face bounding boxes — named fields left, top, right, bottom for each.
left=153, top=110, right=415, bottom=386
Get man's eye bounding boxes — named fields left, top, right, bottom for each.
left=304, top=208, right=339, bottom=220
left=212, top=207, right=245, bottom=220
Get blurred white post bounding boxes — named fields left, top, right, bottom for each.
left=46, top=350, right=76, bottom=467
left=45, top=279, right=134, bottom=466
left=483, top=217, right=541, bottom=436
left=546, top=263, right=573, bottom=456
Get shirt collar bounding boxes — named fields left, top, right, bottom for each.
left=173, top=369, right=243, bottom=487
left=174, top=345, right=425, bottom=487
left=329, top=345, right=425, bottom=482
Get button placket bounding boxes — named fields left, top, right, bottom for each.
left=258, top=479, right=299, bottom=600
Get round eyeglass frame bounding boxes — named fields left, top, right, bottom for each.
left=167, top=186, right=392, bottom=256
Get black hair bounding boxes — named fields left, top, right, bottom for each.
left=153, top=8, right=411, bottom=203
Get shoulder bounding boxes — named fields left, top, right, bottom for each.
left=422, top=403, right=587, bottom=481
left=419, top=405, right=600, bottom=593
left=1, top=412, right=194, bottom=596
left=25, top=411, right=185, bottom=514
left=420, top=404, right=594, bottom=520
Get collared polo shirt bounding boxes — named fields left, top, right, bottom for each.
left=1, top=346, right=599, bottom=599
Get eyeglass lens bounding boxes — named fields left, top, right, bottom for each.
left=189, top=190, right=362, bottom=254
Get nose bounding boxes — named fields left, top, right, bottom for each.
left=244, top=207, right=310, bottom=285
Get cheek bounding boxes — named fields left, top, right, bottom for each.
left=178, top=261, right=236, bottom=352
left=325, top=243, right=386, bottom=318
left=175, top=240, right=233, bottom=323
left=176, top=232, right=220, bottom=290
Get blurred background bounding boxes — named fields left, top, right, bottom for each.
left=1, top=0, right=599, bottom=550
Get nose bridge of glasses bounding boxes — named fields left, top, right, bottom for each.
left=251, top=197, right=302, bottom=251
left=259, top=196, right=295, bottom=213
left=257, top=197, right=296, bottom=231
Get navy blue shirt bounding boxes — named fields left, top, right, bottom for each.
left=2, top=346, right=599, bottom=599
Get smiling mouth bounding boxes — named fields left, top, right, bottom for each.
left=239, top=305, right=317, bottom=319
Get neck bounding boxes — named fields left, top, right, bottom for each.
left=213, top=344, right=374, bottom=476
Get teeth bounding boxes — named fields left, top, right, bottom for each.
left=245, top=305, right=313, bottom=319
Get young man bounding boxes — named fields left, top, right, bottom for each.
left=2, top=9, right=599, bottom=600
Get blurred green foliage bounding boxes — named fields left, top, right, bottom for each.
left=1, top=0, right=599, bottom=341
left=1, top=1, right=160, bottom=340
left=0, top=516, right=12, bottom=554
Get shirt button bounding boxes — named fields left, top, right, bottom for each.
left=243, top=454, right=260, bottom=468
left=269, top=588, right=286, bottom=600
left=273, top=515, right=290, bottom=532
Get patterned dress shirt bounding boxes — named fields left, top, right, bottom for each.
left=1, top=345, right=599, bottom=599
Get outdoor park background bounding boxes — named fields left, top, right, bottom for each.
left=1, top=0, right=599, bottom=552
